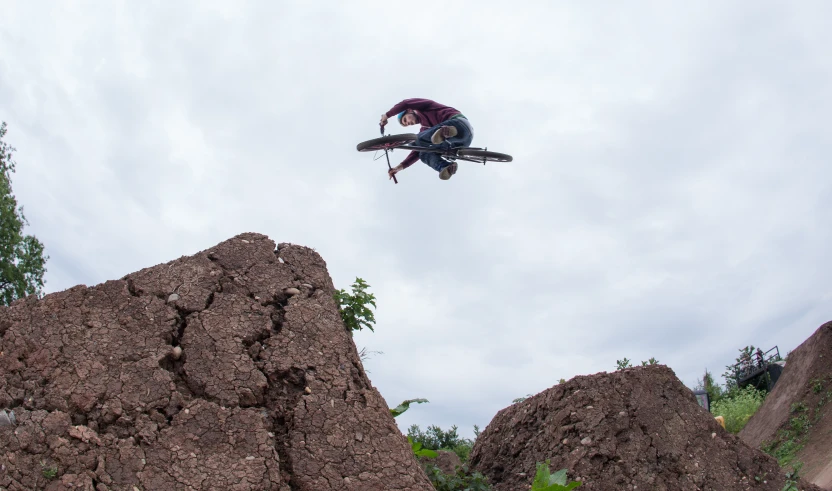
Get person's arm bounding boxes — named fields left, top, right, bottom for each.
left=385, top=98, right=436, bottom=118
left=388, top=150, right=420, bottom=180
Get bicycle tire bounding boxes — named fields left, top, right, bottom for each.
left=356, top=133, right=419, bottom=152
left=456, top=148, right=513, bottom=162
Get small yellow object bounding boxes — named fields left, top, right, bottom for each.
left=714, top=415, right=725, bottom=429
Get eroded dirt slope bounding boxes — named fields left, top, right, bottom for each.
left=740, top=320, right=832, bottom=490
left=0, top=233, right=432, bottom=491
left=469, top=365, right=822, bottom=491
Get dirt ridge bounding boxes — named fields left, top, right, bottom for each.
left=0, top=232, right=432, bottom=490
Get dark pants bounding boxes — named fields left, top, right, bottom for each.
left=415, top=117, right=474, bottom=172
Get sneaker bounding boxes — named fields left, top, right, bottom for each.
left=431, top=125, right=458, bottom=144
left=438, top=162, right=458, bottom=180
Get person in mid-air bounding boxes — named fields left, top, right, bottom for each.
left=379, top=98, right=473, bottom=181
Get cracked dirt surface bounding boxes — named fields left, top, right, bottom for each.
left=0, top=232, right=433, bottom=490
left=468, top=365, right=823, bottom=491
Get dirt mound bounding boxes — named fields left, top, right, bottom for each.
left=740, top=320, right=832, bottom=489
left=0, top=233, right=432, bottom=490
left=468, top=365, right=823, bottom=491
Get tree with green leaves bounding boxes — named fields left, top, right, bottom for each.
left=695, top=368, right=725, bottom=405
left=722, top=345, right=758, bottom=393
left=0, top=122, right=48, bottom=306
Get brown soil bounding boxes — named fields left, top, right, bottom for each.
left=0, top=233, right=433, bottom=490
left=740, top=320, right=832, bottom=490
left=469, top=365, right=823, bottom=491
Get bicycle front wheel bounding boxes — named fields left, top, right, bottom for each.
left=356, top=134, right=418, bottom=152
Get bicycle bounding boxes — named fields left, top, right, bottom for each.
left=356, top=123, right=513, bottom=183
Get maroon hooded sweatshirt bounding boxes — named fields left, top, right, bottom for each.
left=385, top=98, right=463, bottom=168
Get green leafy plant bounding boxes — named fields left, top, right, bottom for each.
left=423, top=463, right=492, bottom=491
left=40, top=461, right=57, bottom=479
left=781, top=468, right=801, bottom=491
left=710, top=385, right=766, bottom=433
left=390, top=398, right=429, bottom=418
left=810, top=378, right=823, bottom=394
left=408, top=436, right=438, bottom=459
left=334, top=277, right=376, bottom=333
left=640, top=357, right=660, bottom=366
left=760, top=380, right=830, bottom=472
left=513, top=393, right=532, bottom=403
left=531, top=460, right=581, bottom=490
left=615, top=358, right=632, bottom=370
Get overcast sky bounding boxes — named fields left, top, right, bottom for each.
left=2, top=1, right=831, bottom=439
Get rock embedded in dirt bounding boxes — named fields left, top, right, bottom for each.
left=0, top=232, right=433, bottom=490
left=740, top=320, right=832, bottom=490
left=469, top=365, right=824, bottom=491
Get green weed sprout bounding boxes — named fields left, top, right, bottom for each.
left=531, top=460, right=581, bottom=490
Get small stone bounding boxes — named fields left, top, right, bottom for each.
left=241, top=239, right=250, bottom=243
left=580, top=437, right=592, bottom=445
left=587, top=406, right=593, bottom=409
left=0, top=410, right=14, bottom=427
left=245, top=456, right=255, bottom=460
left=285, top=287, right=301, bottom=296
left=184, top=409, right=190, bottom=414
left=301, top=283, right=313, bottom=289
left=278, top=257, right=284, bottom=263
left=711, top=432, right=716, bottom=438
left=171, top=346, right=183, bottom=360
left=562, top=439, right=569, bottom=445
left=304, top=387, right=312, bottom=394
left=619, top=411, right=627, bottom=416
left=254, top=296, right=261, bottom=301
left=167, top=293, right=180, bottom=302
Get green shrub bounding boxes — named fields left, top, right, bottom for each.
left=711, top=385, right=767, bottom=433
left=334, top=277, right=376, bottom=333
left=423, top=463, right=492, bottom=491
left=407, top=424, right=475, bottom=463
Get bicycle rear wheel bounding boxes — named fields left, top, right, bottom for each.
left=456, top=148, right=513, bottom=162
left=356, top=134, right=418, bottom=152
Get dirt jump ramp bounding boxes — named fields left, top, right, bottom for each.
left=469, top=364, right=823, bottom=490
left=740, top=320, right=832, bottom=490
left=0, top=233, right=433, bottom=490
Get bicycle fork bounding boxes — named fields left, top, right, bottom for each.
left=380, top=123, right=398, bottom=184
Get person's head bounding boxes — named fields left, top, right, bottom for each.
left=397, top=110, right=419, bottom=126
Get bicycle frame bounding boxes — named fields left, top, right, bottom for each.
left=377, top=125, right=490, bottom=163
left=376, top=123, right=495, bottom=184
